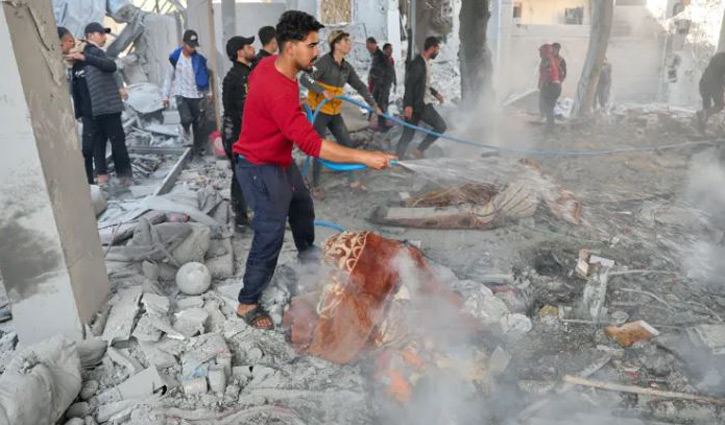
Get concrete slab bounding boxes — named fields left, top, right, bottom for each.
left=102, top=287, right=143, bottom=344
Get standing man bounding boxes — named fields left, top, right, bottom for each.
left=301, top=30, right=382, bottom=197
left=552, top=42, right=567, bottom=84
left=254, top=25, right=278, bottom=66
left=222, top=35, right=255, bottom=231
left=397, top=36, right=447, bottom=160
left=366, top=37, right=395, bottom=131
left=68, top=22, right=133, bottom=186
left=596, top=56, right=612, bottom=110
left=538, top=44, right=562, bottom=134
left=232, top=11, right=396, bottom=329
left=696, top=52, right=725, bottom=131
left=162, top=30, right=211, bottom=157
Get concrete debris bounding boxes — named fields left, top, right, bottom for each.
left=76, top=339, right=107, bottom=369
left=102, top=286, right=143, bottom=344
left=174, top=307, right=209, bottom=337
left=65, top=402, right=91, bottom=419
left=80, top=380, right=99, bottom=401
left=605, top=320, right=660, bottom=348
left=89, top=185, right=108, bottom=216
left=207, top=365, right=226, bottom=393
left=688, top=324, right=725, bottom=355
left=137, top=341, right=177, bottom=369
left=170, top=224, right=211, bottom=265
left=182, top=377, right=208, bottom=395
left=97, top=366, right=170, bottom=404
left=106, top=346, right=144, bottom=376
left=582, top=269, right=609, bottom=322
left=180, top=333, right=230, bottom=378
left=175, top=262, right=212, bottom=295
left=0, top=336, right=81, bottom=425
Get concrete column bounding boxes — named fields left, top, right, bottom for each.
left=187, top=0, right=222, bottom=130
left=496, top=0, right=514, bottom=99
left=221, top=0, right=237, bottom=47
left=0, top=1, right=109, bottom=344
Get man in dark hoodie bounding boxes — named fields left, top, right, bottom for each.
left=397, top=36, right=447, bottom=159
left=67, top=22, right=132, bottom=186
left=222, top=35, right=255, bottom=231
left=162, top=30, right=211, bottom=157
left=696, top=52, right=725, bottom=131
left=254, top=26, right=277, bottom=67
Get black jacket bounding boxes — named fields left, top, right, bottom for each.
left=403, top=55, right=438, bottom=114
left=222, top=61, right=252, bottom=143
left=252, top=49, right=273, bottom=69
left=702, top=52, right=725, bottom=88
left=369, top=47, right=395, bottom=91
left=83, top=44, right=124, bottom=117
left=71, top=61, right=93, bottom=119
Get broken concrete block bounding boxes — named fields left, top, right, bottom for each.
left=174, top=308, right=209, bottom=337
left=142, top=293, right=171, bottom=316
left=576, top=249, right=591, bottom=277
left=176, top=262, right=212, bottom=295
left=158, top=263, right=178, bottom=281
left=208, top=366, right=226, bottom=393
left=223, top=384, right=240, bottom=403
left=171, top=224, right=211, bottom=265
left=177, top=296, right=205, bottom=310
left=102, top=287, right=143, bottom=345
left=66, top=402, right=91, bottom=419
left=141, top=261, right=160, bottom=282
left=84, top=416, right=97, bottom=425
left=80, top=380, right=99, bottom=401
left=203, top=300, right=226, bottom=333
left=98, top=366, right=171, bottom=404
left=182, top=377, right=208, bottom=395
left=65, top=418, right=84, bottom=425
left=181, top=334, right=230, bottom=378
left=605, top=320, right=660, bottom=348
left=147, top=316, right=187, bottom=340
left=217, top=353, right=232, bottom=376
left=205, top=238, right=234, bottom=279
left=132, top=315, right=163, bottom=342
left=582, top=270, right=609, bottom=322
left=138, top=341, right=177, bottom=369
left=106, top=347, right=144, bottom=376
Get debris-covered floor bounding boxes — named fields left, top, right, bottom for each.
left=2, top=99, right=725, bottom=425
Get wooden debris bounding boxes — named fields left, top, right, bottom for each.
left=605, top=320, right=660, bottom=348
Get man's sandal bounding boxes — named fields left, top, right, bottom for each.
left=236, top=305, right=274, bottom=330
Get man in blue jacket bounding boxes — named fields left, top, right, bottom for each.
left=162, top=30, right=211, bottom=157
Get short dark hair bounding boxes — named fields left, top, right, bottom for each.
left=366, top=36, right=377, bottom=44
left=552, top=42, right=561, bottom=49
left=57, top=26, right=71, bottom=40
left=383, top=43, right=392, bottom=50
left=276, top=11, right=324, bottom=49
left=259, top=26, right=276, bottom=46
left=424, top=36, right=440, bottom=52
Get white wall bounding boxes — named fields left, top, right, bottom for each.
left=517, top=0, right=591, bottom=25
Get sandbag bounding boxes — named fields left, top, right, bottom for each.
left=0, top=335, right=82, bottom=425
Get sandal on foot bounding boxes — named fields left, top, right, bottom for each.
left=236, top=305, right=274, bottom=330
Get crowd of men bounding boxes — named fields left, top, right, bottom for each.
left=57, top=11, right=449, bottom=330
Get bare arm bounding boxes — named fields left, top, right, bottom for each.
left=319, top=140, right=396, bottom=169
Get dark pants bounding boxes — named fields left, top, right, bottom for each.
left=396, top=104, right=447, bottom=159
left=700, top=77, right=725, bottom=124
left=94, top=112, right=132, bottom=178
left=177, top=96, right=207, bottom=156
left=81, top=116, right=96, bottom=184
left=596, top=83, right=611, bottom=109
left=236, top=157, right=315, bottom=304
left=311, top=112, right=354, bottom=188
left=373, top=84, right=392, bottom=128
left=222, top=116, right=248, bottom=221
left=540, top=82, right=562, bottom=133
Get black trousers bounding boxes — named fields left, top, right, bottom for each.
left=396, top=104, right=447, bottom=159
left=222, top=116, right=249, bottom=221
left=372, top=84, right=392, bottom=127
left=235, top=157, right=315, bottom=304
left=311, top=112, right=354, bottom=187
left=81, top=116, right=96, bottom=184
left=540, top=82, right=562, bottom=132
left=177, top=96, right=207, bottom=156
left=93, top=112, right=132, bottom=178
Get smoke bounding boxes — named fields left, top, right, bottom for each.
left=682, top=149, right=725, bottom=287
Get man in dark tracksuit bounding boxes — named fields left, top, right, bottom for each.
left=366, top=37, right=396, bottom=130
left=232, top=11, right=395, bottom=329
left=397, top=36, right=447, bottom=160
left=77, top=22, right=133, bottom=185
left=222, top=35, right=255, bottom=231
left=697, top=52, right=725, bottom=131
left=162, top=30, right=211, bottom=157
left=300, top=29, right=382, bottom=196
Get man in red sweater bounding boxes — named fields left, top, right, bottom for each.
left=232, top=10, right=396, bottom=329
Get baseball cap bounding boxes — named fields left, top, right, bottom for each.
left=183, top=30, right=200, bottom=47
left=327, top=29, right=349, bottom=45
left=226, top=35, right=255, bottom=61
left=84, top=22, right=111, bottom=35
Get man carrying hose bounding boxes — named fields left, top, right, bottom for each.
left=301, top=30, right=382, bottom=199
left=397, top=36, right=447, bottom=160
left=232, top=11, right=396, bottom=330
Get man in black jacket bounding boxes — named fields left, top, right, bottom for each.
left=397, top=36, right=447, bottom=159
left=366, top=37, right=395, bottom=130
left=67, top=23, right=132, bottom=185
left=697, top=52, right=725, bottom=131
left=222, top=35, right=255, bottom=231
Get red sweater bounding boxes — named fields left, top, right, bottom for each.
left=233, top=56, right=322, bottom=166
